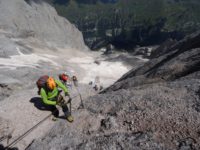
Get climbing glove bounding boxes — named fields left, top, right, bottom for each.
left=65, top=92, right=69, bottom=97
left=57, top=95, right=66, bottom=106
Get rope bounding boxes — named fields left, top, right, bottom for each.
left=64, top=79, right=84, bottom=108
left=71, top=94, right=79, bottom=100
left=74, top=84, right=84, bottom=108
left=5, top=112, right=52, bottom=149
left=2, top=85, right=81, bottom=149
left=4, top=93, right=78, bottom=149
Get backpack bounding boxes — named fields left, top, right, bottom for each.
left=36, top=75, right=49, bottom=95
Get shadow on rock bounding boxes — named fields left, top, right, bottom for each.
left=0, top=144, right=18, bottom=150
left=29, top=97, right=48, bottom=111
left=197, top=87, right=200, bottom=99
left=29, top=97, right=66, bottom=120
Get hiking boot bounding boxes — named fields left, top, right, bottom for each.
left=52, top=116, right=58, bottom=121
left=66, top=115, right=74, bottom=122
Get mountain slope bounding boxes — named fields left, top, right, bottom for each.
left=0, top=1, right=142, bottom=149
left=0, top=0, right=88, bottom=102
left=27, top=31, right=200, bottom=149
left=0, top=0, right=87, bottom=50
left=0, top=1, right=89, bottom=148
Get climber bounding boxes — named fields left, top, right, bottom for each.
left=93, top=76, right=101, bottom=91
left=36, top=75, right=74, bottom=122
left=72, top=75, right=78, bottom=87
left=59, top=72, right=72, bottom=89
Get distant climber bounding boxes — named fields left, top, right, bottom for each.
left=59, top=72, right=72, bottom=89
left=94, top=60, right=101, bottom=65
left=59, top=73, right=78, bottom=88
left=72, top=75, right=78, bottom=87
left=99, top=85, right=103, bottom=91
left=103, top=44, right=114, bottom=55
left=36, top=75, right=73, bottom=122
left=93, top=84, right=99, bottom=91
left=89, top=76, right=103, bottom=91
left=69, top=75, right=84, bottom=108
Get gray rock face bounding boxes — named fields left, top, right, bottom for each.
left=0, top=0, right=88, bottom=102
left=0, top=84, right=12, bottom=101
left=27, top=32, right=200, bottom=149
left=0, top=35, right=19, bottom=58
left=0, top=0, right=87, bottom=52
left=106, top=31, right=200, bottom=92
left=0, top=117, right=14, bottom=144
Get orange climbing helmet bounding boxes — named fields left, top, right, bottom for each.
left=47, top=77, right=56, bottom=90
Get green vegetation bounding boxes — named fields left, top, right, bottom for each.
left=45, top=0, right=200, bottom=49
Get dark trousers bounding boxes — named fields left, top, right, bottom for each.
left=48, top=104, right=69, bottom=118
